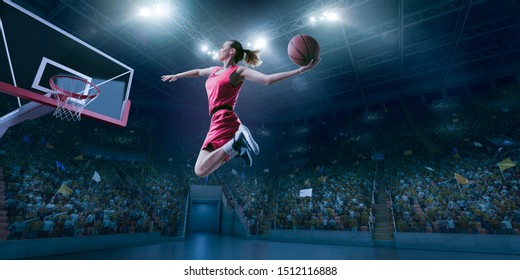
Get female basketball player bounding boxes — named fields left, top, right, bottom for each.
left=161, top=40, right=319, bottom=177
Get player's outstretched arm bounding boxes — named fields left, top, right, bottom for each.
left=240, top=58, right=320, bottom=85
left=161, top=67, right=214, bottom=82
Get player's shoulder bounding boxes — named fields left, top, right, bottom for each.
left=235, top=65, right=250, bottom=73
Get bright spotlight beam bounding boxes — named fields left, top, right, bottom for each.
left=326, top=11, right=340, bottom=21
left=254, top=37, right=267, bottom=50
left=139, top=8, right=152, bottom=17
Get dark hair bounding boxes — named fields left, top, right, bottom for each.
left=228, top=40, right=262, bottom=67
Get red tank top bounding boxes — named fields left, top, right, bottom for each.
left=205, top=65, right=243, bottom=115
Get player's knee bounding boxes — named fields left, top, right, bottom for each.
left=194, top=165, right=208, bottom=178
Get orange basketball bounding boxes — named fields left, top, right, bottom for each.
left=288, top=34, right=320, bottom=66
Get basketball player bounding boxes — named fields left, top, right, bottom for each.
left=161, top=40, right=319, bottom=177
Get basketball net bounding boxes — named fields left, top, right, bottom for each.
left=49, top=75, right=100, bottom=122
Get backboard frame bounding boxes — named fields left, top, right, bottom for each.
left=0, top=0, right=133, bottom=128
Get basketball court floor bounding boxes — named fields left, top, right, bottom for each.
left=28, top=233, right=520, bottom=260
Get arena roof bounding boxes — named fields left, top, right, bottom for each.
left=13, top=0, right=520, bottom=122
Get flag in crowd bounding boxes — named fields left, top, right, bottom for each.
left=424, top=166, right=434, bottom=172
left=474, top=142, right=483, bottom=148
left=56, top=160, right=65, bottom=170
left=92, top=171, right=101, bottom=183
left=263, top=168, right=269, bottom=173
left=231, top=169, right=238, bottom=175
left=57, top=184, right=72, bottom=196
left=498, top=158, right=516, bottom=171
left=299, top=188, right=312, bottom=197
left=318, top=176, right=327, bottom=183
left=73, top=154, right=83, bottom=160
left=454, top=173, right=468, bottom=185
left=22, top=135, right=30, bottom=144
left=453, top=152, right=461, bottom=160
left=45, top=142, right=54, bottom=149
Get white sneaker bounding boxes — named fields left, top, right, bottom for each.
left=234, top=124, right=259, bottom=155
left=237, top=147, right=253, bottom=167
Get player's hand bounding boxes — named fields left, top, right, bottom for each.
left=161, top=75, right=178, bottom=82
left=298, top=58, right=321, bottom=73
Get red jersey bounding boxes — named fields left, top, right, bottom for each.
left=201, top=65, right=243, bottom=151
left=205, top=65, right=243, bottom=115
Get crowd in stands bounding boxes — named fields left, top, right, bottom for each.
left=1, top=114, right=191, bottom=240
left=79, top=118, right=150, bottom=152
left=386, top=152, right=520, bottom=234
left=1, top=85, right=519, bottom=241
left=272, top=162, right=374, bottom=232
left=384, top=86, right=520, bottom=235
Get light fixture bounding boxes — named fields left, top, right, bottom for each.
left=254, top=37, right=267, bottom=50
left=309, top=10, right=341, bottom=25
left=138, top=2, right=173, bottom=19
left=139, top=8, right=152, bottom=17
left=324, top=11, right=339, bottom=21
left=246, top=36, right=268, bottom=51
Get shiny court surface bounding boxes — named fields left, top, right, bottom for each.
left=30, top=233, right=520, bottom=260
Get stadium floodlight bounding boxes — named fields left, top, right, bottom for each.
left=309, top=10, right=341, bottom=25
left=138, top=2, right=174, bottom=18
left=139, top=8, right=152, bottom=17
left=246, top=36, right=268, bottom=51
left=153, top=7, right=165, bottom=17
left=324, top=11, right=340, bottom=21
left=254, top=37, right=267, bottom=50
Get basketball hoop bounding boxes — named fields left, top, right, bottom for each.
left=49, top=75, right=100, bottom=122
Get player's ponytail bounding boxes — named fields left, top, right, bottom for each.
left=229, top=40, right=262, bottom=67
left=243, top=49, right=262, bottom=67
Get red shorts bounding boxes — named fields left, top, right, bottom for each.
left=201, top=110, right=240, bottom=151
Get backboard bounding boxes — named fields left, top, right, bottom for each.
left=0, top=0, right=133, bottom=134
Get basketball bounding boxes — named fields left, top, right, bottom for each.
left=288, top=34, right=320, bottom=66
